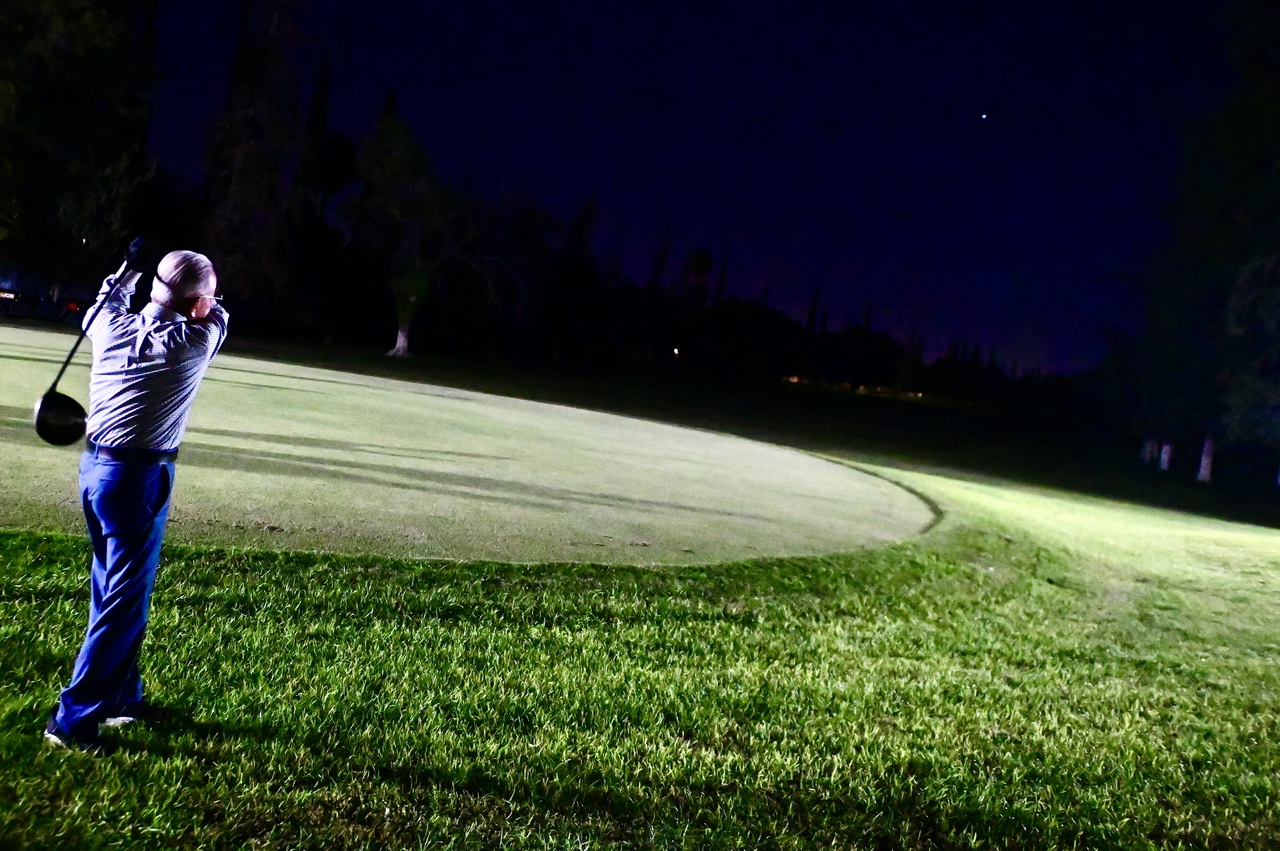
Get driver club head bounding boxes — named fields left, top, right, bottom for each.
left=34, top=390, right=87, bottom=446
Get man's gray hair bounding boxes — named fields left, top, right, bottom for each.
left=151, top=251, right=217, bottom=302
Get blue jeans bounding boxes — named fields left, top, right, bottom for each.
left=55, top=451, right=175, bottom=737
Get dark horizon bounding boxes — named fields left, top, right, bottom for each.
left=148, top=0, right=1238, bottom=374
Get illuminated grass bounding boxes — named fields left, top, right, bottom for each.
left=0, top=324, right=932, bottom=564
left=2, top=322, right=1279, bottom=847
left=2, top=514, right=1278, bottom=848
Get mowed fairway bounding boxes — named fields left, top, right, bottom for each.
left=0, top=324, right=933, bottom=563
left=2, top=321, right=1279, bottom=848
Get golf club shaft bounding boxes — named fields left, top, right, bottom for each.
left=48, top=261, right=135, bottom=392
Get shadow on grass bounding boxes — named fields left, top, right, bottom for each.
left=0, top=351, right=70, bottom=368
left=203, top=336, right=1280, bottom=532
left=12, top=314, right=1280, bottom=532
left=186, top=426, right=516, bottom=462
left=356, top=747, right=963, bottom=847
left=92, top=712, right=961, bottom=847
left=109, top=710, right=272, bottom=761
left=202, top=376, right=328, bottom=395
left=0, top=415, right=75, bottom=447
left=212, top=361, right=479, bottom=399
left=176, top=441, right=773, bottom=522
left=0, top=642, right=73, bottom=688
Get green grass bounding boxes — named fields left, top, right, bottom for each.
left=3, top=322, right=1280, bottom=847
left=2, top=511, right=1278, bottom=848
left=0, top=323, right=931, bottom=563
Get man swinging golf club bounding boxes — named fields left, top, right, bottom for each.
left=45, top=240, right=228, bottom=754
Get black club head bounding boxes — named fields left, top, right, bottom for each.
left=34, top=390, right=87, bottom=446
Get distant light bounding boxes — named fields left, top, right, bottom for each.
left=981, top=114, right=987, bottom=119
left=81, top=238, right=86, bottom=245
left=673, top=348, right=679, bottom=356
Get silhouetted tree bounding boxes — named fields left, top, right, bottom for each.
left=1135, top=0, right=1280, bottom=481
left=0, top=0, right=155, bottom=279
left=204, top=0, right=297, bottom=300
left=286, top=52, right=357, bottom=340
left=1224, top=256, right=1280, bottom=450
left=349, top=91, right=455, bottom=356
left=805, top=285, right=821, bottom=335
left=538, top=197, right=606, bottom=366
left=711, top=254, right=728, bottom=305
left=646, top=226, right=670, bottom=290
left=679, top=247, right=713, bottom=310
left=294, top=53, right=357, bottom=213
left=484, top=196, right=558, bottom=361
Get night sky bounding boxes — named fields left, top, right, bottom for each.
left=150, top=0, right=1237, bottom=374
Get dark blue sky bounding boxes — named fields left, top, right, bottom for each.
left=150, top=0, right=1237, bottom=373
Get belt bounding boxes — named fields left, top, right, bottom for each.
left=85, top=440, right=178, bottom=464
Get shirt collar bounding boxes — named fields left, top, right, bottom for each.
left=141, top=301, right=186, bottom=323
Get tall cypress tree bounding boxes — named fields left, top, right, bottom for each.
left=350, top=90, right=453, bottom=356
left=203, top=0, right=297, bottom=301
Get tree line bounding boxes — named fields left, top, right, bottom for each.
left=0, top=0, right=1032, bottom=398
left=1114, top=0, right=1280, bottom=486
left=7, top=0, right=1280, bottom=490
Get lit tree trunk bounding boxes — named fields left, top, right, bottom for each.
left=1159, top=443, right=1173, bottom=471
left=387, top=320, right=411, bottom=358
left=1196, top=436, right=1214, bottom=484
left=386, top=264, right=433, bottom=358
